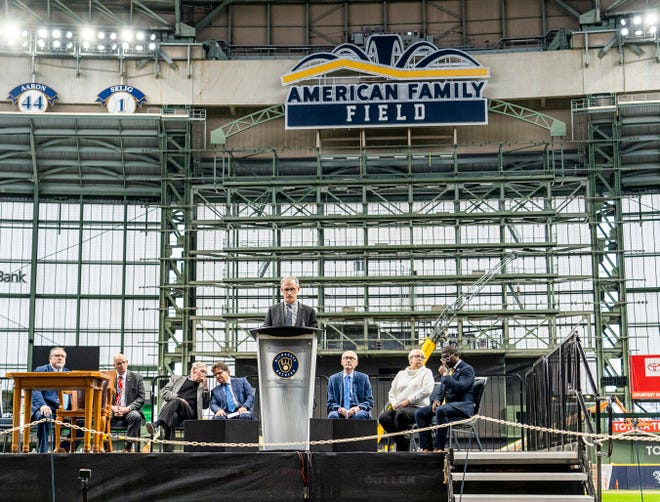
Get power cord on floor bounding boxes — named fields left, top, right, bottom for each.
left=49, top=438, right=56, bottom=502
left=297, top=450, right=313, bottom=500
left=634, top=435, right=645, bottom=502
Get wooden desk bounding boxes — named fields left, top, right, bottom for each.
left=8, top=371, right=110, bottom=453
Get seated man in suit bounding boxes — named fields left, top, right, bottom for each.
left=262, top=275, right=318, bottom=328
left=30, top=347, right=70, bottom=453
left=414, top=345, right=475, bottom=452
left=146, top=362, right=210, bottom=452
left=210, top=362, right=256, bottom=420
left=109, top=353, right=146, bottom=452
left=327, top=351, right=373, bottom=419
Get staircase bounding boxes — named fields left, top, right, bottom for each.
left=448, top=451, right=595, bottom=502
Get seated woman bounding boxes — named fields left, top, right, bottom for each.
left=378, top=348, right=434, bottom=451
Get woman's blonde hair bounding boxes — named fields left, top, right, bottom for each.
left=407, top=349, right=425, bottom=361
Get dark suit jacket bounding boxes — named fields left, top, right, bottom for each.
left=210, top=377, right=256, bottom=413
left=326, top=370, right=374, bottom=413
left=31, top=364, right=69, bottom=415
left=162, top=375, right=210, bottom=419
left=263, top=301, right=318, bottom=328
left=439, top=360, right=476, bottom=416
left=115, top=370, right=146, bottom=420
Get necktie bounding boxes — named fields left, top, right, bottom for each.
left=115, top=375, right=123, bottom=406
left=343, top=375, right=352, bottom=409
left=224, top=384, right=236, bottom=412
left=284, top=304, right=293, bottom=326
left=442, top=368, right=454, bottom=405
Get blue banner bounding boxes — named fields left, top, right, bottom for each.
left=7, top=82, right=59, bottom=104
left=609, top=464, right=660, bottom=490
left=96, top=85, right=147, bottom=106
left=286, top=100, right=487, bottom=129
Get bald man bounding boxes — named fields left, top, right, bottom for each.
left=327, top=351, right=373, bottom=419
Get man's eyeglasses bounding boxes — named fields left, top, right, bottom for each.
left=410, top=354, right=425, bottom=359
left=441, top=354, right=455, bottom=360
left=281, top=287, right=298, bottom=293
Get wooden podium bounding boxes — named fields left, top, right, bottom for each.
left=8, top=371, right=110, bottom=453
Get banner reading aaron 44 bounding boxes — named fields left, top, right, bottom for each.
left=281, top=34, right=490, bottom=130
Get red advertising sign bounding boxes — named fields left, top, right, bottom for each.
left=612, top=420, right=660, bottom=433
left=630, top=355, right=660, bottom=399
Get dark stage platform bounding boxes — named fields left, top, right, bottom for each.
left=0, top=452, right=447, bottom=501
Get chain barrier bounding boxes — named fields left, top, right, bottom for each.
left=0, top=414, right=658, bottom=451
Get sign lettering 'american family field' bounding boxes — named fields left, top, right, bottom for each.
left=282, top=34, right=490, bottom=129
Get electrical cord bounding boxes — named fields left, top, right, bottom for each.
left=49, top=437, right=57, bottom=502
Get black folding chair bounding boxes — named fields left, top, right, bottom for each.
left=448, top=376, right=487, bottom=451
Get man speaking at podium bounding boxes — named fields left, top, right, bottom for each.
left=262, top=276, right=318, bottom=328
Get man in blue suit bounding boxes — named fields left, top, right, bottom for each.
left=210, top=362, right=256, bottom=420
left=327, top=351, right=373, bottom=419
left=415, top=345, right=475, bottom=451
left=31, top=347, right=69, bottom=453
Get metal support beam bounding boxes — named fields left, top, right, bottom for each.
left=210, top=105, right=285, bottom=145
left=195, top=0, right=232, bottom=31
left=586, top=110, right=630, bottom=406
left=489, top=99, right=567, bottom=137
left=210, top=101, right=565, bottom=146
left=159, top=113, right=197, bottom=374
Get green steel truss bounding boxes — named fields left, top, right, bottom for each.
left=0, top=96, right=657, bottom=407
left=211, top=101, right=567, bottom=145
left=189, top=149, right=592, bottom=361
left=159, top=113, right=197, bottom=375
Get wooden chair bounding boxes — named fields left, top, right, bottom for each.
left=54, top=371, right=115, bottom=452
left=53, top=389, right=85, bottom=452
left=98, top=371, right=116, bottom=452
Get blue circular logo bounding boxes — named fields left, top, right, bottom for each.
left=272, top=351, right=299, bottom=378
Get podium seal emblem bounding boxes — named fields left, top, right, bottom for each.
left=272, top=351, right=299, bottom=378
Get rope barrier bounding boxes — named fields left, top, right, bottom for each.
left=1, top=414, right=658, bottom=451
